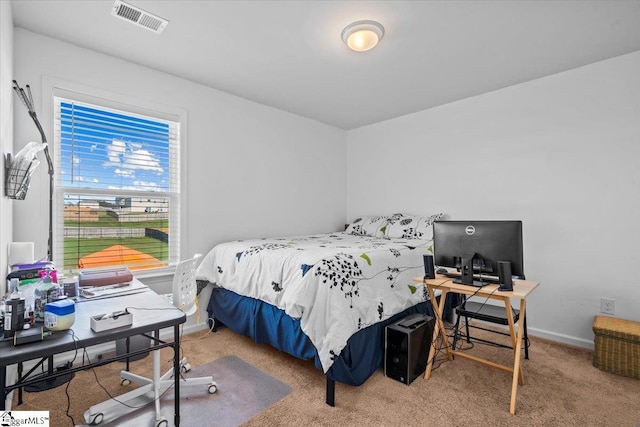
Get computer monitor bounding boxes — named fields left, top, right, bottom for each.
left=433, top=220, right=525, bottom=286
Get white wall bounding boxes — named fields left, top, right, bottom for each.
left=12, top=24, right=640, bottom=350
left=12, top=29, right=347, bottom=267
left=347, top=50, right=640, bottom=348
left=0, top=1, right=14, bottom=293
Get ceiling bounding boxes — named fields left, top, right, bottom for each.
left=11, top=0, right=640, bottom=130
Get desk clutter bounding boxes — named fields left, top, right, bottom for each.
left=12, top=326, right=52, bottom=346
left=90, top=310, right=133, bottom=332
left=78, top=267, right=133, bottom=288
left=2, top=262, right=135, bottom=340
left=2, top=266, right=76, bottom=341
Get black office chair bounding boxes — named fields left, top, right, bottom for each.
left=452, top=297, right=529, bottom=359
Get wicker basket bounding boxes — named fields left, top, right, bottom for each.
left=593, top=315, right=640, bottom=379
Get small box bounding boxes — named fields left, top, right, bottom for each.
left=593, top=315, right=640, bottom=379
left=90, top=311, right=133, bottom=332
left=60, top=276, right=79, bottom=298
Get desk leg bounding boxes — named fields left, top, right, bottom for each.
left=501, top=296, right=524, bottom=386
left=509, top=299, right=527, bottom=415
left=424, top=286, right=452, bottom=380
left=153, top=330, right=162, bottom=423
left=1, top=365, right=6, bottom=410
left=174, top=324, right=181, bottom=427
left=17, top=363, right=22, bottom=405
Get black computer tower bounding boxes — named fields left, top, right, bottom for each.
left=384, top=313, right=435, bottom=385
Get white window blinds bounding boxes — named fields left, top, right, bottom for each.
left=53, top=97, right=180, bottom=272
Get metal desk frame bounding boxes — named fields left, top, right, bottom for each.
left=0, top=287, right=186, bottom=425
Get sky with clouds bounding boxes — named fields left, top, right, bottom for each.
left=59, top=101, right=171, bottom=198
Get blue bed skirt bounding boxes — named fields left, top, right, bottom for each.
left=207, top=286, right=436, bottom=386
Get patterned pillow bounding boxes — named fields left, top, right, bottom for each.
left=384, top=213, right=443, bottom=239
left=345, top=216, right=389, bottom=237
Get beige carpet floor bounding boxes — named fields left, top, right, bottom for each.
left=97, top=355, right=291, bottom=427
left=12, top=322, right=640, bottom=426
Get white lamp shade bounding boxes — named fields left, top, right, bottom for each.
left=341, top=20, right=385, bottom=52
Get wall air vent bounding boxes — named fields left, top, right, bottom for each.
left=111, top=0, right=168, bottom=34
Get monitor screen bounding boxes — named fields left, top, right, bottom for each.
left=433, top=220, right=525, bottom=280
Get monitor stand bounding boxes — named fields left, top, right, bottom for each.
left=460, top=252, right=476, bottom=285
left=453, top=252, right=486, bottom=287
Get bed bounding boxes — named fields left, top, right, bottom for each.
left=195, top=213, right=444, bottom=405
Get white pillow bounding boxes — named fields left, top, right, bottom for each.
left=385, top=213, right=443, bottom=239
left=345, top=216, right=388, bottom=237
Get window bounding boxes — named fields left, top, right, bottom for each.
left=53, top=96, right=181, bottom=272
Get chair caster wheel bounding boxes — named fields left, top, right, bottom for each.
left=155, top=416, right=168, bottom=427
left=120, top=378, right=131, bottom=386
left=181, top=362, right=191, bottom=373
left=89, top=413, right=104, bottom=425
left=208, top=382, right=218, bottom=394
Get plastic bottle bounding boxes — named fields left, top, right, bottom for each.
left=10, top=278, right=20, bottom=298
left=7, top=278, right=26, bottom=333
left=34, top=269, right=59, bottom=322
left=28, top=305, right=35, bottom=327
left=0, top=299, right=5, bottom=338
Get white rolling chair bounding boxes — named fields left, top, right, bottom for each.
left=84, top=255, right=217, bottom=426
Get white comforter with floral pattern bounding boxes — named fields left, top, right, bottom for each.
left=195, top=232, right=432, bottom=372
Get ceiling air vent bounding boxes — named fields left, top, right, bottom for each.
left=111, top=0, right=168, bottom=34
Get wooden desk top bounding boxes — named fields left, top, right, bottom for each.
left=412, top=275, right=539, bottom=300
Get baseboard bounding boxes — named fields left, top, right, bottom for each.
left=464, top=318, right=595, bottom=350
left=461, top=300, right=595, bottom=350
left=527, top=327, right=594, bottom=350
left=182, top=320, right=210, bottom=335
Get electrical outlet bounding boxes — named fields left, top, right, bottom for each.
left=600, top=298, right=615, bottom=315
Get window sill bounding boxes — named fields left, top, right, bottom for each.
left=133, top=265, right=176, bottom=280
left=133, top=266, right=176, bottom=294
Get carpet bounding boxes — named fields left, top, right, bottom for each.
left=102, top=355, right=292, bottom=427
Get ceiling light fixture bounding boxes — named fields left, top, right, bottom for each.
left=341, top=20, right=385, bottom=52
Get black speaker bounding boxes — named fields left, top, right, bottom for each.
left=384, top=313, right=435, bottom=385
left=423, top=254, right=435, bottom=279
left=498, top=261, right=513, bottom=291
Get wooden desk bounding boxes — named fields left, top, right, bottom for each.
left=413, top=275, right=539, bottom=415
